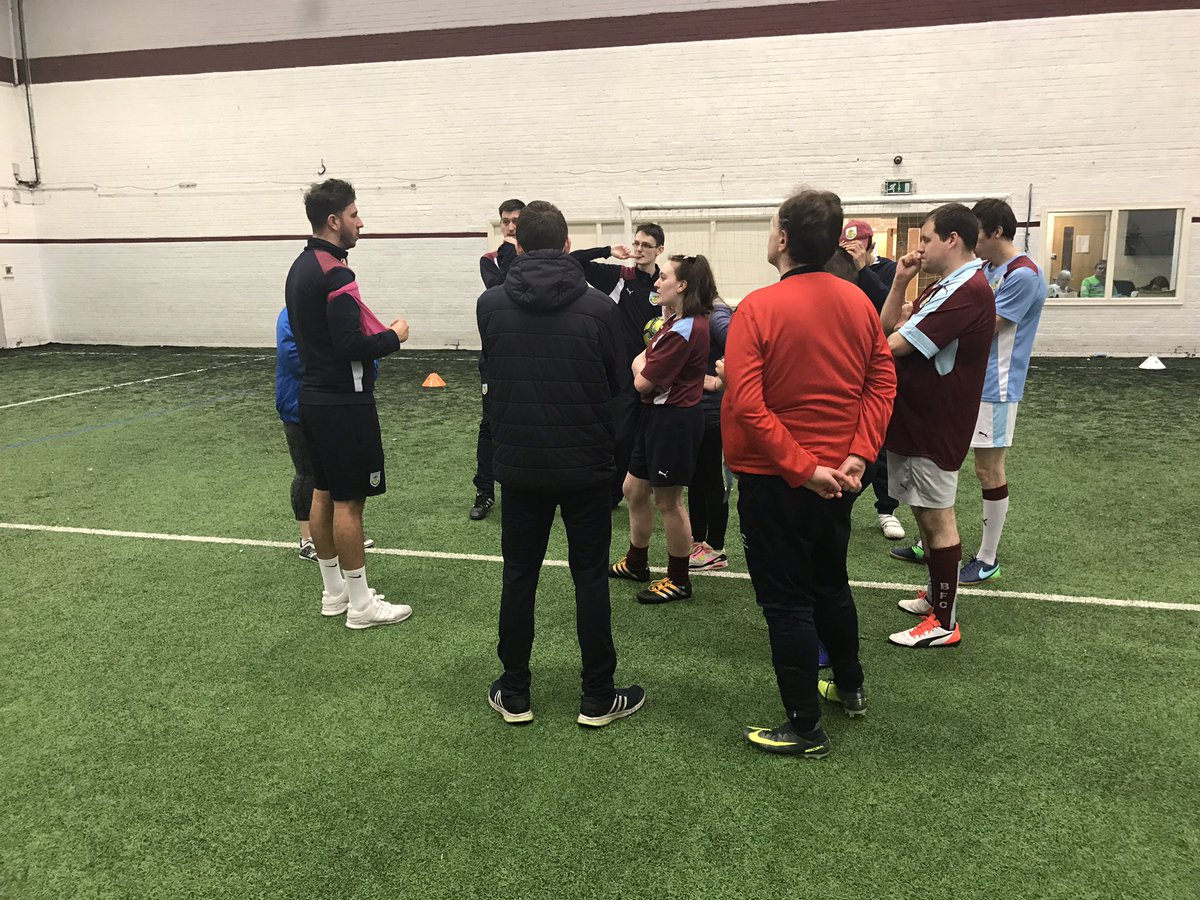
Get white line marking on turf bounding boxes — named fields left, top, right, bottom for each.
left=0, top=358, right=269, bottom=409
left=2, top=521, right=1197, bottom=614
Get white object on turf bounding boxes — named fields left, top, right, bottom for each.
left=324, top=587, right=393, bottom=618
left=898, top=590, right=933, bottom=616
left=1138, top=355, right=1165, bottom=370
left=888, top=614, right=960, bottom=648
left=877, top=514, right=906, bottom=540
left=321, top=587, right=349, bottom=616
left=346, top=593, right=412, bottom=630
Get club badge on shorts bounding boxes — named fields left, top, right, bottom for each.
left=369, top=471, right=382, bottom=487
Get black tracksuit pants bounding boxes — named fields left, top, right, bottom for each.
left=737, top=474, right=864, bottom=731
left=688, top=422, right=729, bottom=549
left=497, top=482, right=618, bottom=700
left=857, top=447, right=898, bottom=516
left=473, top=393, right=494, bottom=497
left=610, top=384, right=643, bottom=503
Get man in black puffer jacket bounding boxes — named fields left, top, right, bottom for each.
left=477, top=200, right=646, bottom=729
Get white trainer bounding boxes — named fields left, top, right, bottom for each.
left=322, top=586, right=387, bottom=617
left=888, top=613, right=961, bottom=648
left=321, top=587, right=349, bottom=617
left=898, top=589, right=933, bottom=617
left=345, top=592, right=412, bottom=630
left=877, top=513, right=906, bottom=540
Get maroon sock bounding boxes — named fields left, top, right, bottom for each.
left=982, top=484, right=1010, bottom=501
left=926, top=543, right=961, bottom=629
left=627, top=543, right=649, bottom=569
left=667, top=553, right=691, bottom=585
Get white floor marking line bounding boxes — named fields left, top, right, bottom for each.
left=2, top=521, right=1197, bottom=614
left=0, top=358, right=269, bottom=409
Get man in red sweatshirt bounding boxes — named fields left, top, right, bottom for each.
left=723, top=190, right=896, bottom=758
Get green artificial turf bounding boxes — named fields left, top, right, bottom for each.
left=1, top=346, right=1197, bottom=899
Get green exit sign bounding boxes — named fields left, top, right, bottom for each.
left=883, top=179, right=914, bottom=195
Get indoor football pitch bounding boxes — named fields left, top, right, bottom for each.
left=1, top=346, right=1197, bottom=899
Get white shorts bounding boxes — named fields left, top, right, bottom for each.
left=971, top=401, right=1019, bottom=449
left=887, top=452, right=959, bottom=510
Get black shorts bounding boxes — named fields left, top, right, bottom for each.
left=628, top=404, right=704, bottom=487
left=299, top=402, right=386, bottom=501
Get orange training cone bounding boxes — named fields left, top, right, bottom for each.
left=422, top=372, right=447, bottom=388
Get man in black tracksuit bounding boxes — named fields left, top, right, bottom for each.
left=570, top=223, right=665, bottom=506
left=285, top=178, right=412, bottom=630
left=470, top=199, right=525, bottom=521
left=840, top=219, right=905, bottom=540
left=478, top=200, right=645, bottom=729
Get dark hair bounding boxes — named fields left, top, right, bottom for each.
left=824, top=247, right=859, bottom=284
left=923, top=203, right=980, bottom=252
left=304, top=179, right=356, bottom=231
left=972, top=198, right=1017, bottom=241
left=514, top=200, right=568, bottom=252
left=777, top=190, right=843, bottom=266
left=668, top=254, right=719, bottom=318
left=634, top=223, right=665, bottom=247
left=498, top=199, right=525, bottom=216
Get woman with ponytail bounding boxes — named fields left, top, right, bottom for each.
left=609, top=254, right=715, bottom=604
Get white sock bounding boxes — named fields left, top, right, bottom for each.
left=318, top=556, right=344, bottom=595
left=343, top=566, right=373, bottom=612
left=979, top=496, right=1010, bottom=565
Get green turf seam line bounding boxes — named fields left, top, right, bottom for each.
left=2, top=521, right=1197, bottom=614
left=0, top=357, right=269, bottom=409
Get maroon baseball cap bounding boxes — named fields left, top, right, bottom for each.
left=841, top=219, right=873, bottom=243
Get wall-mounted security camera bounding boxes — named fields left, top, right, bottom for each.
left=893, top=155, right=903, bottom=166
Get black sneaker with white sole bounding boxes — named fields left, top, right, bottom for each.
left=488, top=678, right=533, bottom=724
left=470, top=494, right=495, bottom=521
left=577, top=685, right=645, bottom=727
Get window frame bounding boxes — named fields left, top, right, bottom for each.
left=1043, top=205, right=1189, bottom=306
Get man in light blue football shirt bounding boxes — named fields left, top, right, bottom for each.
left=961, top=198, right=1047, bottom=584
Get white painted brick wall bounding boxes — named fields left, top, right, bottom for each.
left=4, top=8, right=1199, bottom=353
left=0, top=81, right=49, bottom=346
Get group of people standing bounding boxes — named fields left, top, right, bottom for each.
left=278, top=179, right=1045, bottom=755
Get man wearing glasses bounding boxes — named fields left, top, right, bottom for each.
left=572, top=224, right=667, bottom=506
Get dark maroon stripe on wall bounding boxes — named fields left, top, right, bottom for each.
left=0, top=55, right=15, bottom=85
left=1017, top=221, right=1041, bottom=228
left=23, top=0, right=1200, bottom=84
left=0, top=232, right=487, bottom=245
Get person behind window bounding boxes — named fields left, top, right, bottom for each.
left=1046, top=269, right=1074, bottom=298
left=1139, top=275, right=1171, bottom=293
left=1079, top=260, right=1107, bottom=298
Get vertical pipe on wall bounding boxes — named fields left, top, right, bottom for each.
left=14, top=0, right=41, bottom=188
left=1024, top=183, right=1033, bottom=253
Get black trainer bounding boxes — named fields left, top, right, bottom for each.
left=636, top=577, right=692, bottom=604
left=577, top=685, right=645, bottom=727
left=608, top=556, right=651, bottom=582
left=469, top=493, right=495, bottom=521
left=817, top=679, right=867, bottom=718
left=743, top=721, right=831, bottom=758
left=488, top=678, right=533, bottom=724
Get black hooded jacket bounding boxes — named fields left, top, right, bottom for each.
left=477, top=250, right=629, bottom=491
